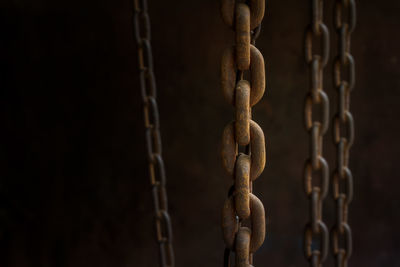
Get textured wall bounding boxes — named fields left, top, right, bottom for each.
left=1, top=0, right=399, bottom=266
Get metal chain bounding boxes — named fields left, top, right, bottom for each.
left=132, top=0, right=175, bottom=266
left=303, top=0, right=330, bottom=266
left=220, top=1, right=266, bottom=266
left=331, top=1, right=356, bottom=266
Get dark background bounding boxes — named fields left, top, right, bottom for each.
left=0, top=0, right=399, bottom=266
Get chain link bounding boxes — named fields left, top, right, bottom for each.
left=332, top=1, right=356, bottom=266
left=220, top=0, right=266, bottom=266
left=303, top=0, right=330, bottom=266
left=133, top=0, right=175, bottom=266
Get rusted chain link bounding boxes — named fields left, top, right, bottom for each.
left=303, top=0, right=330, bottom=266
left=220, top=0, right=266, bottom=266
left=331, top=1, right=356, bottom=266
left=132, top=0, right=175, bottom=266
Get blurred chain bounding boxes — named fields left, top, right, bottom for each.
left=303, top=0, right=330, bottom=266
left=132, top=0, right=175, bottom=266
left=331, top=1, right=356, bottom=266
left=220, top=0, right=266, bottom=266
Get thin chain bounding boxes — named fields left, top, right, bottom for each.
left=331, top=1, right=356, bottom=266
left=220, top=1, right=267, bottom=266
left=132, top=0, right=175, bottom=266
left=303, top=0, right=330, bottom=266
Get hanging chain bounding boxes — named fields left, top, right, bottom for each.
left=220, top=1, right=266, bottom=266
left=331, top=1, right=356, bottom=266
left=132, top=0, right=175, bottom=266
left=303, top=0, right=330, bottom=266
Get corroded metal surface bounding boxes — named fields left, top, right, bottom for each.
left=331, top=1, right=356, bottom=266
left=220, top=1, right=266, bottom=266
left=303, top=0, right=330, bottom=266
left=133, top=0, right=175, bottom=266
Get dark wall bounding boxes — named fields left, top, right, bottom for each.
left=1, top=0, right=399, bottom=266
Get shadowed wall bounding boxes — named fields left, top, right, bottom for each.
left=0, top=0, right=399, bottom=266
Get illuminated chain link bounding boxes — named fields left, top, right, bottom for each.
left=331, top=1, right=356, bottom=266
left=220, top=1, right=267, bottom=266
left=132, top=0, right=175, bottom=266
left=303, top=0, right=330, bottom=266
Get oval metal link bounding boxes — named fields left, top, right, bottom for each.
left=155, top=210, right=175, bottom=266
left=249, top=120, right=266, bottom=181
left=144, top=96, right=161, bottom=129
left=235, top=227, right=251, bottom=267
left=221, top=45, right=265, bottom=106
left=151, top=154, right=167, bottom=186
left=133, top=12, right=151, bottom=45
left=235, top=154, right=251, bottom=219
left=332, top=167, right=354, bottom=203
left=235, top=80, right=251, bottom=146
left=332, top=223, right=352, bottom=258
left=249, top=194, right=266, bottom=253
left=248, top=0, right=265, bottom=29
left=139, top=68, right=157, bottom=102
left=304, top=157, right=329, bottom=199
left=334, top=54, right=355, bottom=91
left=154, top=211, right=173, bottom=247
left=221, top=0, right=265, bottom=29
left=138, top=39, right=155, bottom=71
left=138, top=41, right=157, bottom=101
left=157, top=186, right=168, bottom=212
left=333, top=111, right=355, bottom=146
left=221, top=194, right=265, bottom=253
left=248, top=45, right=266, bottom=106
left=304, top=221, right=329, bottom=262
left=133, top=0, right=151, bottom=44
left=304, top=90, right=330, bottom=134
left=305, top=23, right=330, bottom=67
left=145, top=127, right=162, bottom=162
left=221, top=120, right=265, bottom=181
left=236, top=3, right=251, bottom=71
left=334, top=0, right=357, bottom=32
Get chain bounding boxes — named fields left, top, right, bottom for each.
left=132, top=0, right=175, bottom=266
left=220, top=1, right=266, bottom=266
left=331, top=1, right=356, bottom=266
left=303, top=0, right=330, bottom=266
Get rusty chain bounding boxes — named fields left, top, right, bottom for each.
left=220, top=1, right=266, bottom=266
left=331, top=1, right=356, bottom=266
left=132, top=0, right=175, bottom=266
left=303, top=0, right=330, bottom=266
